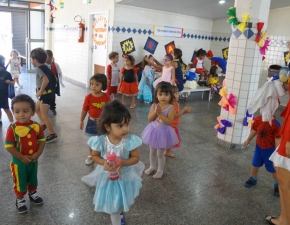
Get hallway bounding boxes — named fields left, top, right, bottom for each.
left=0, top=72, right=282, bottom=225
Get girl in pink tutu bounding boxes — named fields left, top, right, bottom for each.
left=153, top=54, right=175, bottom=88
left=141, top=82, right=178, bottom=178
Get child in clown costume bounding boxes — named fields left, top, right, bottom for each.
left=5, top=94, right=46, bottom=214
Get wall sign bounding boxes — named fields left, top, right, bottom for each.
left=93, top=15, right=108, bottom=47
left=153, top=25, right=183, bottom=38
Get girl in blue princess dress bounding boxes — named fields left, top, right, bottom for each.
left=137, top=55, right=154, bottom=104
left=81, top=100, right=144, bottom=225
left=141, top=82, right=178, bottom=179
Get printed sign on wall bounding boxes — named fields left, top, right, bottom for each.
left=153, top=26, right=183, bottom=38
left=92, top=13, right=108, bottom=70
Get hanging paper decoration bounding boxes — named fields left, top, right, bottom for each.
left=120, top=38, right=135, bottom=55
left=243, top=110, right=254, bottom=128
left=214, top=117, right=233, bottom=134
left=237, top=14, right=249, bottom=32
left=258, top=31, right=267, bottom=47
left=226, top=7, right=239, bottom=26
left=47, top=1, right=55, bottom=10
left=222, top=47, right=229, bottom=60
left=260, top=38, right=270, bottom=56
left=164, top=41, right=175, bottom=55
left=255, top=22, right=264, bottom=43
left=218, top=87, right=237, bottom=114
left=284, top=51, right=290, bottom=66
left=60, top=0, right=64, bottom=8
left=143, top=37, right=158, bottom=54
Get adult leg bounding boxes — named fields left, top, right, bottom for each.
left=153, top=149, right=165, bottom=179
left=3, top=108, right=13, bottom=123
left=145, top=147, right=157, bottom=175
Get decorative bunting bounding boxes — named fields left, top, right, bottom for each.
left=214, top=117, right=233, bottom=134
left=143, top=37, right=158, bottom=54
left=120, top=38, right=135, bottom=55
left=164, top=41, right=175, bottom=55
left=218, top=87, right=237, bottom=114
left=243, top=110, right=254, bottom=128
left=260, top=38, right=270, bottom=56
left=237, top=14, right=249, bottom=32
left=255, top=22, right=264, bottom=43
left=226, top=7, right=239, bottom=26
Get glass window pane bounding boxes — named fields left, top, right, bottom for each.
left=0, top=2, right=8, bottom=7
left=29, top=42, right=44, bottom=70
left=30, top=11, right=44, bottom=39
left=10, top=1, right=29, bottom=8
left=30, top=3, right=45, bottom=9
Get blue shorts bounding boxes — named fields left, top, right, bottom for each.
left=0, top=96, right=9, bottom=109
left=252, top=144, right=276, bottom=173
left=85, top=118, right=98, bottom=136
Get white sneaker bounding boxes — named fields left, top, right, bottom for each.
left=85, top=156, right=93, bottom=165
left=18, top=85, right=23, bottom=89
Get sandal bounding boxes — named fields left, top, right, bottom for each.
left=130, top=104, right=136, bottom=109
left=265, top=215, right=277, bottom=225
left=164, top=152, right=175, bottom=158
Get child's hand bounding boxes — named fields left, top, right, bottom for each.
left=103, top=161, right=111, bottom=171
left=36, top=91, right=41, bottom=98
left=113, top=161, right=123, bottom=172
left=80, top=121, right=84, bottom=130
left=21, top=155, right=32, bottom=164
left=156, top=104, right=162, bottom=115
left=183, top=106, right=192, bottom=114
left=5, top=80, right=11, bottom=84
left=243, top=140, right=250, bottom=147
left=29, top=152, right=40, bottom=162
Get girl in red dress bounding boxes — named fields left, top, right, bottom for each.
left=119, top=55, right=139, bottom=109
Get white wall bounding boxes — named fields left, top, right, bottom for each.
left=45, top=0, right=115, bottom=85
left=112, top=5, right=216, bottom=69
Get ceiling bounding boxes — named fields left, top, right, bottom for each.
left=116, top=0, right=290, bottom=20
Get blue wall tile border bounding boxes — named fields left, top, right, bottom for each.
left=46, top=26, right=289, bottom=47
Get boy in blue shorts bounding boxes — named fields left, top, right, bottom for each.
left=243, top=111, right=281, bottom=196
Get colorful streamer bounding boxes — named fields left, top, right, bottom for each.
left=237, top=14, right=249, bottom=32
left=226, top=7, right=239, bottom=26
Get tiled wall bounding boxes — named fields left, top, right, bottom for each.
left=113, top=5, right=230, bottom=70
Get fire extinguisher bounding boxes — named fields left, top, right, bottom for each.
left=74, top=15, right=85, bottom=42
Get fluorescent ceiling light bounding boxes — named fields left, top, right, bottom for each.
left=219, top=0, right=225, bottom=3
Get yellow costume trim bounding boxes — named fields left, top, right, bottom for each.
left=14, top=124, right=39, bottom=137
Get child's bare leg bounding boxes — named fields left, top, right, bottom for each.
left=39, top=102, right=55, bottom=134
left=36, top=101, right=44, bottom=125
left=250, top=166, right=259, bottom=177
left=3, top=109, right=13, bottom=123
left=131, top=96, right=136, bottom=106
left=113, top=94, right=117, bottom=100
left=85, top=147, right=93, bottom=165
left=164, top=149, right=175, bottom=158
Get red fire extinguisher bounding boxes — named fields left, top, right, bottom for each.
left=74, top=15, right=85, bottom=42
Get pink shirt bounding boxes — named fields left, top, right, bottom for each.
left=161, top=66, right=173, bottom=82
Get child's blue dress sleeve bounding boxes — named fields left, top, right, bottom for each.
left=126, top=134, right=142, bottom=151
left=87, top=135, right=104, bottom=152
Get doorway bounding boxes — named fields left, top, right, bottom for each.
left=0, top=1, right=45, bottom=72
